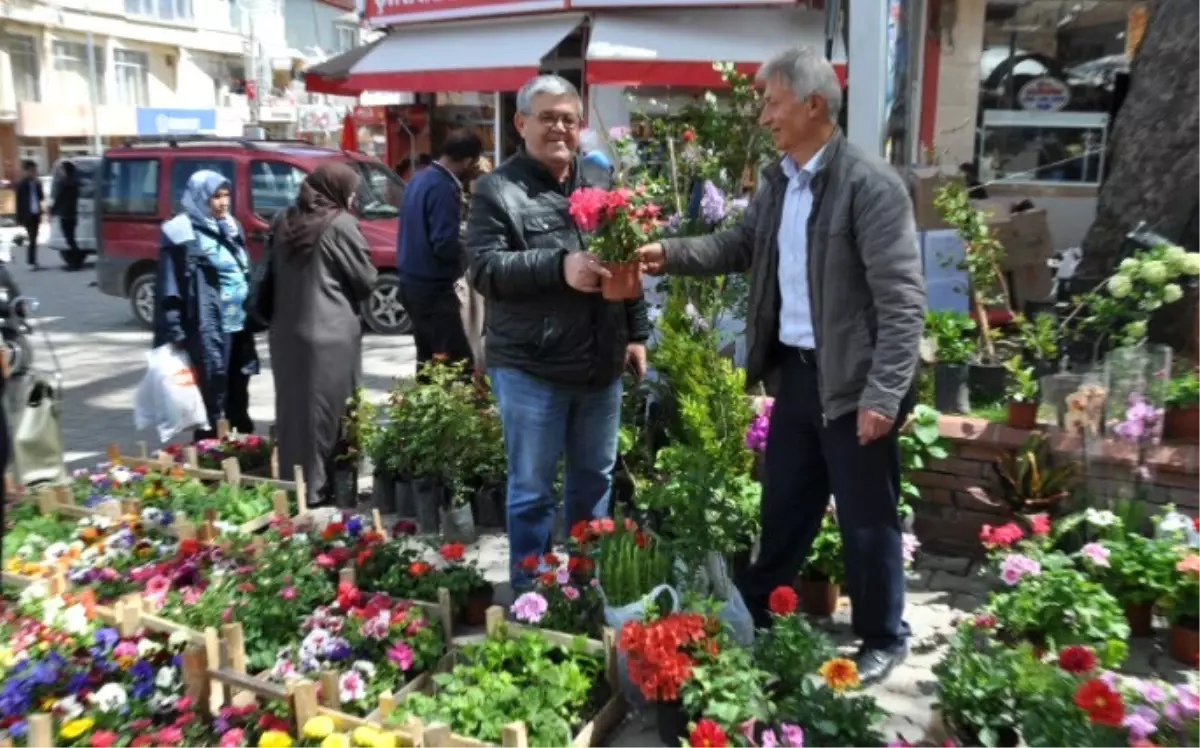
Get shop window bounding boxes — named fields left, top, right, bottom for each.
left=52, top=41, right=107, bottom=107
left=169, top=159, right=235, bottom=214
left=250, top=161, right=306, bottom=220
left=114, top=49, right=150, bottom=108
left=102, top=158, right=160, bottom=215
left=336, top=25, right=358, bottom=53
left=4, top=34, right=40, bottom=103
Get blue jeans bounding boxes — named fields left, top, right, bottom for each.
left=490, top=367, right=622, bottom=587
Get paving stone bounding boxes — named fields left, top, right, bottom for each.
left=950, top=592, right=985, bottom=612
left=929, top=569, right=991, bottom=596
left=917, top=553, right=973, bottom=576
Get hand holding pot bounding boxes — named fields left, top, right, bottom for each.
left=563, top=251, right=611, bottom=293
left=635, top=242, right=666, bottom=275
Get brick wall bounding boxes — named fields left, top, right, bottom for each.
left=911, top=416, right=1200, bottom=557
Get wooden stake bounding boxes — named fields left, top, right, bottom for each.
left=319, top=670, right=340, bottom=708
left=222, top=458, right=242, bottom=487
left=222, top=622, right=248, bottom=701
left=107, top=443, right=121, bottom=463
left=182, top=645, right=212, bottom=708
left=602, top=627, right=617, bottom=688
left=158, top=451, right=174, bottom=470
left=205, top=626, right=224, bottom=708
left=501, top=723, right=529, bottom=748
left=54, top=484, right=72, bottom=507
left=437, top=588, right=454, bottom=646
left=272, top=490, right=289, bottom=518
left=484, top=605, right=505, bottom=637
left=49, top=570, right=67, bottom=596
left=217, top=419, right=231, bottom=438
left=36, top=486, right=56, bottom=516
left=339, top=567, right=356, bottom=587
left=27, top=714, right=53, bottom=748
left=270, top=446, right=280, bottom=480
left=288, top=680, right=321, bottom=732
left=294, top=465, right=307, bottom=515
left=176, top=520, right=197, bottom=540
left=183, top=445, right=199, bottom=468
left=372, top=508, right=388, bottom=540
left=118, top=599, right=141, bottom=637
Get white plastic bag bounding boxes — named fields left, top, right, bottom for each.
left=134, top=345, right=208, bottom=442
left=599, top=582, right=680, bottom=707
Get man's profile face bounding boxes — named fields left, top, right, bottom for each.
left=759, top=75, right=824, bottom=153
left=515, top=93, right=581, bottom=168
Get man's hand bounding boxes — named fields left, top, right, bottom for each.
left=563, top=251, right=611, bottom=292
left=625, top=343, right=648, bottom=380
left=856, top=407, right=894, bottom=445
left=635, top=243, right=666, bottom=275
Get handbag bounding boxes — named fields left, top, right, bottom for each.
left=10, top=371, right=66, bottom=486
left=243, top=248, right=274, bottom=334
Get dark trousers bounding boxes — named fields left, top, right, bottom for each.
left=60, top=218, right=80, bottom=254
left=738, top=346, right=912, bottom=650
left=193, top=330, right=254, bottom=441
left=22, top=219, right=39, bottom=266
left=398, top=281, right=473, bottom=369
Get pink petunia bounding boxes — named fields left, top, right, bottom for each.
left=387, top=641, right=414, bottom=671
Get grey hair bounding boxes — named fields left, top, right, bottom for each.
left=516, top=75, right=583, bottom=116
left=757, top=47, right=843, bottom=122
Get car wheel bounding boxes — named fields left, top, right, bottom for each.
left=128, top=271, right=156, bottom=331
left=362, top=274, right=413, bottom=335
left=61, top=249, right=88, bottom=270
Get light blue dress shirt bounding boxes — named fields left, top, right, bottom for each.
left=776, top=146, right=826, bottom=348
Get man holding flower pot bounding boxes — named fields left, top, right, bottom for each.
left=636, top=47, right=925, bottom=684
left=466, top=74, right=652, bottom=588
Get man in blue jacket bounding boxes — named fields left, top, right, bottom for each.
left=397, top=130, right=484, bottom=367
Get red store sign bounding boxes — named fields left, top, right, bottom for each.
left=353, top=105, right=387, bottom=125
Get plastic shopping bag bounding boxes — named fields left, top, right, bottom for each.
left=599, top=581, right=680, bottom=707
left=134, top=345, right=208, bottom=442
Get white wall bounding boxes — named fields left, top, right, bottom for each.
left=284, top=0, right=355, bottom=58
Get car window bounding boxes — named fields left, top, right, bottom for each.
left=101, top=158, right=160, bottom=216
left=250, top=161, right=307, bottom=220
left=169, top=159, right=236, bottom=215
left=348, top=161, right=403, bottom=219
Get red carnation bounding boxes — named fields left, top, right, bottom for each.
left=439, top=542, right=466, bottom=562
left=336, top=580, right=362, bottom=609
left=1074, top=678, right=1125, bottom=727
left=1058, top=645, right=1097, bottom=674
left=689, top=718, right=727, bottom=747
left=768, top=585, right=798, bottom=616
left=543, top=552, right=560, bottom=567
left=1029, top=513, right=1051, bottom=535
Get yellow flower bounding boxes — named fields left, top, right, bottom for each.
left=370, top=732, right=398, bottom=748
left=258, top=730, right=293, bottom=748
left=303, top=716, right=336, bottom=740
left=351, top=727, right=380, bottom=747
left=818, top=657, right=860, bottom=692
left=0, top=646, right=13, bottom=668
left=60, top=718, right=96, bottom=740
left=4, top=557, right=22, bottom=572
left=321, top=734, right=351, bottom=748
left=22, top=562, right=44, bottom=575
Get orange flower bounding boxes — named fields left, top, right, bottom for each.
left=818, top=657, right=860, bottom=692
left=79, top=527, right=100, bottom=542
left=1177, top=554, right=1200, bottom=574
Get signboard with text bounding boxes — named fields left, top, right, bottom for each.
left=364, top=0, right=794, bottom=26
left=136, top=108, right=218, bottom=136
left=1017, top=77, right=1070, bottom=113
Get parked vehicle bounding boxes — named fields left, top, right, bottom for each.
left=49, top=156, right=101, bottom=270
left=95, top=136, right=411, bottom=334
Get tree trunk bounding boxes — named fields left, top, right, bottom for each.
left=1078, top=0, right=1199, bottom=358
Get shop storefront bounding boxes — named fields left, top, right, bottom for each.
left=256, top=104, right=299, bottom=140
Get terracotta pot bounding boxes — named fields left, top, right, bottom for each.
left=1006, top=400, right=1039, bottom=429
left=1125, top=602, right=1155, bottom=638
left=797, top=577, right=840, bottom=617
left=1164, top=404, right=1199, bottom=443
left=600, top=261, right=642, bottom=301
left=460, top=585, right=495, bottom=627
left=1169, top=622, right=1200, bottom=666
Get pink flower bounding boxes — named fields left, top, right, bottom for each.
left=780, top=724, right=804, bottom=747
left=886, top=738, right=914, bottom=748
left=145, top=575, right=171, bottom=596
left=567, top=187, right=611, bottom=232
left=155, top=726, right=183, bottom=746
left=387, top=641, right=413, bottom=671
left=510, top=591, right=549, bottom=624
left=555, top=567, right=570, bottom=586
left=182, top=587, right=202, bottom=605
left=113, top=641, right=138, bottom=660
left=404, top=619, right=425, bottom=636
left=1081, top=542, right=1110, bottom=567
left=281, top=586, right=297, bottom=600
left=999, top=553, right=1042, bottom=586
left=761, top=729, right=778, bottom=748
left=221, top=607, right=233, bottom=623
left=562, top=585, right=580, bottom=601
left=315, top=553, right=336, bottom=568
left=739, top=719, right=758, bottom=745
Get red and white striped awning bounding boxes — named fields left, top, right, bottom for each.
left=585, top=7, right=847, bottom=88
left=305, top=12, right=585, bottom=94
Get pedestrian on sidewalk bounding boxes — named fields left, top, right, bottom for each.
left=466, top=74, right=651, bottom=588
left=397, top=129, right=484, bottom=369
left=51, top=161, right=82, bottom=269
left=15, top=161, right=44, bottom=271
left=266, top=162, right=377, bottom=508
left=154, top=170, right=258, bottom=440
left=635, top=47, right=925, bottom=685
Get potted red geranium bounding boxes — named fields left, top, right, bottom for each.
left=567, top=184, right=662, bottom=300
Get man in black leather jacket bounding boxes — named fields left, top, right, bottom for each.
left=467, top=74, right=651, bottom=587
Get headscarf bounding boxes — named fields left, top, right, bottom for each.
left=274, top=161, right=360, bottom=261
left=180, top=170, right=235, bottom=235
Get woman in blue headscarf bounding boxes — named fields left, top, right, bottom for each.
left=153, top=170, right=258, bottom=439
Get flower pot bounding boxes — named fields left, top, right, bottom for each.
left=371, top=469, right=396, bottom=513
left=393, top=477, right=416, bottom=519
left=472, top=484, right=506, bottom=530
left=331, top=466, right=359, bottom=508
left=1006, top=400, right=1039, bottom=429
left=411, top=476, right=443, bottom=535
left=654, top=699, right=690, bottom=747
left=1169, top=622, right=1199, bottom=666
left=934, top=363, right=970, bottom=414
left=441, top=502, right=478, bottom=544
left=460, top=584, right=495, bottom=626
left=969, top=361, right=1007, bottom=403
left=1125, top=602, right=1154, bottom=638
left=797, top=577, right=840, bottom=617
left=600, top=261, right=642, bottom=301
left=1164, top=404, right=1199, bottom=443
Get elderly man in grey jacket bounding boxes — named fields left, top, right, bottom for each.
left=636, top=46, right=925, bottom=684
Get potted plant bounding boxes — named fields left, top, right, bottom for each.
left=1164, top=368, right=1199, bottom=443
left=1164, top=552, right=1199, bottom=665
left=332, top=388, right=372, bottom=507
left=436, top=541, right=493, bottom=626
left=567, top=183, right=660, bottom=300
left=925, top=309, right=976, bottom=414
left=468, top=405, right=507, bottom=529
left=973, top=432, right=1080, bottom=523
left=1003, top=354, right=1040, bottom=429
left=441, top=479, right=478, bottom=544
left=1077, top=533, right=1177, bottom=637
left=1015, top=311, right=1060, bottom=379
left=932, top=621, right=1027, bottom=747
left=797, top=511, right=843, bottom=616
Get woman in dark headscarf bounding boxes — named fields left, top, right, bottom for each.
left=263, top=162, right=376, bottom=507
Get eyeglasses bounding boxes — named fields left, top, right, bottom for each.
left=535, top=112, right=581, bottom=130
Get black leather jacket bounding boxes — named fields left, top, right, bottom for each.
left=466, top=151, right=651, bottom=388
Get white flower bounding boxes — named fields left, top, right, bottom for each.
left=339, top=671, right=367, bottom=703
left=353, top=660, right=376, bottom=679
left=61, top=604, right=90, bottom=635
left=155, top=665, right=178, bottom=689
left=1164, top=245, right=1188, bottom=273
left=19, top=582, right=48, bottom=604
left=1107, top=274, right=1132, bottom=298
left=1118, top=257, right=1140, bottom=276
left=56, top=695, right=84, bottom=720
left=110, top=466, right=133, bottom=485
left=1181, top=252, right=1200, bottom=276
left=1124, top=320, right=1148, bottom=340
left=142, top=507, right=163, bottom=525
left=148, top=692, right=177, bottom=713
left=1085, top=508, right=1119, bottom=527
left=1139, top=260, right=1169, bottom=286
left=89, top=683, right=128, bottom=713
left=168, top=629, right=191, bottom=649
left=138, top=637, right=164, bottom=658
left=43, top=542, right=69, bottom=561
left=1164, top=283, right=1184, bottom=303
left=41, top=596, right=65, bottom=626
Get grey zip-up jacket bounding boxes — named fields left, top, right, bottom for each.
left=661, top=130, right=924, bottom=421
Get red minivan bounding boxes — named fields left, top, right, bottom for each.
left=96, top=136, right=412, bottom=335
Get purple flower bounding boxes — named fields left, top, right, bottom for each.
left=760, top=729, right=778, bottom=748
left=1123, top=707, right=1158, bottom=741
left=1177, top=684, right=1200, bottom=714
left=346, top=515, right=363, bottom=538
left=780, top=724, right=804, bottom=747
left=1138, top=680, right=1168, bottom=704
left=700, top=181, right=727, bottom=225
left=511, top=592, right=549, bottom=624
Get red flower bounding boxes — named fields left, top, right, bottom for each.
left=519, top=555, right=540, bottom=571
left=130, top=736, right=153, bottom=748
left=979, top=522, right=1024, bottom=549
left=178, top=538, right=200, bottom=557
left=90, top=731, right=118, bottom=748
left=543, top=552, right=560, bottom=567
left=408, top=562, right=431, bottom=576
left=768, top=585, right=798, bottom=616
left=618, top=612, right=715, bottom=701
left=538, top=571, right=557, bottom=587
left=128, top=719, right=152, bottom=732
left=1074, top=678, right=1125, bottom=727
left=568, top=555, right=594, bottom=575
left=315, top=553, right=336, bottom=569
left=356, top=549, right=373, bottom=566
left=392, top=520, right=417, bottom=536
left=1058, top=645, right=1097, bottom=674
left=689, top=719, right=727, bottom=747
left=440, top=542, right=466, bottom=562
left=154, top=726, right=184, bottom=747
left=972, top=614, right=997, bottom=629
left=634, top=531, right=648, bottom=549
left=236, top=582, right=255, bottom=593
left=569, top=520, right=591, bottom=544
left=1029, top=513, right=1051, bottom=535
left=682, top=128, right=697, bottom=143
left=321, top=522, right=345, bottom=541
left=336, top=580, right=362, bottom=609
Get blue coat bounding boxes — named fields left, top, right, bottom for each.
left=397, top=164, right=463, bottom=286
left=153, top=214, right=259, bottom=415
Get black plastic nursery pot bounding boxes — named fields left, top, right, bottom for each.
left=331, top=465, right=359, bottom=508
left=471, top=484, right=506, bottom=530
left=411, top=476, right=444, bottom=535
left=655, top=700, right=691, bottom=747
left=371, top=469, right=395, bottom=513
left=968, top=361, right=1007, bottom=403
left=394, top=476, right=416, bottom=519
left=933, top=363, right=970, bottom=414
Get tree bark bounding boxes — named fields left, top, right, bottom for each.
left=1078, top=0, right=1199, bottom=358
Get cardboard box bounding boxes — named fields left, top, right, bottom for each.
left=903, top=166, right=964, bottom=230
left=974, top=199, right=1056, bottom=308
